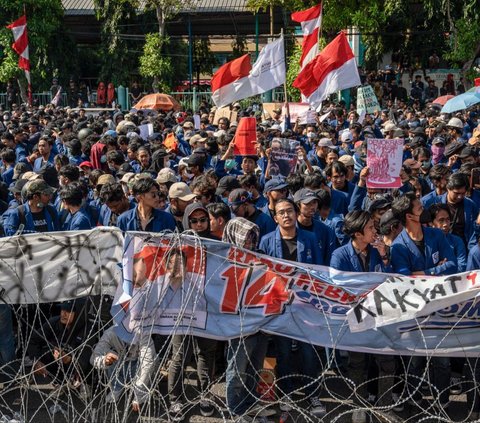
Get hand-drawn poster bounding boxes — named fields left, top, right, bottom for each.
left=267, top=137, right=300, bottom=178
left=366, top=138, right=403, bottom=188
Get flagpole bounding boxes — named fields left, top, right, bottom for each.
left=281, top=28, right=288, bottom=105
left=23, top=3, right=32, bottom=107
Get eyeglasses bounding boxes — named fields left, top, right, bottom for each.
left=276, top=208, right=295, bottom=216
left=194, top=195, right=206, bottom=201
left=189, top=217, right=208, bottom=224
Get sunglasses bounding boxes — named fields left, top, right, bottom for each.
left=189, top=217, right=208, bottom=224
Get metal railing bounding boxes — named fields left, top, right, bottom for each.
left=0, top=88, right=286, bottom=111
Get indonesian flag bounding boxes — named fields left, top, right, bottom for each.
left=211, top=36, right=286, bottom=108
left=291, top=3, right=322, bottom=69
left=7, top=15, right=32, bottom=104
left=293, top=32, right=360, bottom=110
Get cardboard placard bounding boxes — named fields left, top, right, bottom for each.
left=366, top=138, right=403, bottom=188
left=233, top=117, right=257, bottom=156
left=213, top=107, right=237, bottom=126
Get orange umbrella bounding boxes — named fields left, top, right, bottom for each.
left=432, top=95, right=455, bottom=105
left=133, top=93, right=182, bottom=111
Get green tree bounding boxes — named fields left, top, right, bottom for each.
left=0, top=0, right=73, bottom=89
left=192, top=39, right=217, bottom=85
left=139, top=33, right=174, bottom=92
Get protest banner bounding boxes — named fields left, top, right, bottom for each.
left=282, top=103, right=316, bottom=125
left=4, top=228, right=480, bottom=357
left=266, top=137, right=300, bottom=178
left=366, top=138, right=403, bottom=188
left=233, top=117, right=257, bottom=156
left=356, top=85, right=380, bottom=114
left=213, top=107, right=237, bottom=125
left=0, top=228, right=122, bottom=304
left=138, top=123, right=154, bottom=140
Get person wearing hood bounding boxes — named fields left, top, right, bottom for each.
left=168, top=203, right=217, bottom=420
left=182, top=202, right=211, bottom=238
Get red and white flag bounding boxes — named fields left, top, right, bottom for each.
left=293, top=32, right=360, bottom=110
left=291, top=3, right=322, bottom=69
left=7, top=15, right=32, bottom=105
left=211, top=36, right=286, bottom=108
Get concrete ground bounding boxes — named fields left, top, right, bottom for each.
left=0, top=366, right=476, bottom=423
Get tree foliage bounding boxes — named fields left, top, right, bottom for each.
left=139, top=33, right=174, bottom=92
left=192, top=39, right=217, bottom=85
left=0, top=0, right=76, bottom=89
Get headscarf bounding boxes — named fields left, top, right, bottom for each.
left=222, top=217, right=260, bottom=250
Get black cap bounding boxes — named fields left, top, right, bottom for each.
left=187, top=154, right=205, bottom=167
left=9, top=178, right=28, bottom=194
left=228, top=188, right=252, bottom=206
left=216, top=176, right=240, bottom=196
left=293, top=188, right=318, bottom=204
left=458, top=146, right=476, bottom=159
left=444, top=142, right=464, bottom=157
left=264, top=178, right=288, bottom=193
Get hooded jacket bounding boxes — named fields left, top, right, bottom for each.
left=182, top=202, right=210, bottom=237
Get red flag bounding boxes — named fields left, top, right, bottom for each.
left=475, top=78, right=480, bottom=87
left=293, top=32, right=360, bottom=110
left=233, top=117, right=257, bottom=156
left=291, top=4, right=322, bottom=69
left=7, top=15, right=32, bottom=105
left=211, top=55, right=252, bottom=107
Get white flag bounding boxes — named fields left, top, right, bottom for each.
left=247, top=35, right=286, bottom=96
left=210, top=36, right=285, bottom=107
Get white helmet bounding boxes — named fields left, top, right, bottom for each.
left=447, top=117, right=463, bottom=130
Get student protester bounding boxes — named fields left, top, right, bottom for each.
left=117, top=177, right=176, bottom=232
left=223, top=218, right=275, bottom=421
left=166, top=182, right=196, bottom=231
left=259, top=199, right=326, bottom=417
left=206, top=202, right=231, bottom=240
left=98, top=182, right=134, bottom=227
left=59, top=183, right=92, bottom=230
left=228, top=188, right=276, bottom=240
left=294, top=188, right=337, bottom=265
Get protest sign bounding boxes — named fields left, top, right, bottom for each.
left=213, top=107, right=237, bottom=125
left=266, top=137, right=299, bottom=177
left=233, top=117, right=257, bottom=156
left=282, top=103, right=315, bottom=125
left=138, top=123, right=153, bottom=141
left=193, top=114, right=201, bottom=129
left=366, top=138, right=403, bottom=188
left=262, top=102, right=283, bottom=119
left=357, top=85, right=380, bottom=114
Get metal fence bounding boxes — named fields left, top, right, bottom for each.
left=0, top=88, right=286, bottom=112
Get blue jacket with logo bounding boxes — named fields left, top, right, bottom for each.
left=4, top=203, right=59, bottom=236
left=259, top=226, right=323, bottom=265
left=117, top=205, right=176, bottom=232
left=391, top=227, right=457, bottom=276
left=330, top=240, right=391, bottom=273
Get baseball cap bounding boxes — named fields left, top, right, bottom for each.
left=169, top=182, right=196, bottom=201
left=432, top=137, right=446, bottom=146
left=79, top=161, right=93, bottom=169
left=97, top=174, right=116, bottom=185
left=293, top=188, right=318, bottom=204
left=189, top=133, right=207, bottom=147
left=183, top=121, right=194, bottom=129
left=228, top=188, right=252, bottom=206
left=13, top=162, right=28, bottom=180
left=340, top=131, right=353, bottom=143
left=21, top=171, right=42, bottom=181
left=120, top=172, right=135, bottom=184
left=444, top=142, right=464, bottom=157
left=9, top=178, right=28, bottom=194
left=216, top=176, right=241, bottom=196
left=458, top=146, right=476, bottom=159
left=25, top=179, right=55, bottom=196
left=338, top=155, right=354, bottom=167
left=317, top=138, right=335, bottom=148
left=187, top=154, right=205, bottom=167
left=156, top=169, right=177, bottom=184
left=403, top=159, right=421, bottom=169
left=264, top=178, right=288, bottom=193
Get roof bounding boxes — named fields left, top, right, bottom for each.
left=62, top=0, right=249, bottom=16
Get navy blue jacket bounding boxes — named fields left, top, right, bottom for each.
left=98, top=201, right=136, bottom=227
left=117, top=205, right=176, bottom=232
left=62, top=209, right=92, bottom=231
left=330, top=240, right=391, bottom=273
left=300, top=218, right=337, bottom=266
left=467, top=244, right=480, bottom=271
left=4, top=203, right=60, bottom=236
left=259, top=226, right=323, bottom=265
left=391, top=227, right=457, bottom=276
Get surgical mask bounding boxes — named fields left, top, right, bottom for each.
left=225, top=159, right=237, bottom=170
left=221, top=196, right=229, bottom=204
left=307, top=132, right=316, bottom=139
left=100, top=155, right=107, bottom=164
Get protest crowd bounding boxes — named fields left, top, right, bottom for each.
left=0, top=70, right=480, bottom=423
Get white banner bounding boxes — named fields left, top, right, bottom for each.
left=357, top=85, right=380, bottom=114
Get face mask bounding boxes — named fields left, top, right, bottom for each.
left=100, top=155, right=107, bottom=164
left=307, top=132, right=316, bottom=139
left=225, top=159, right=237, bottom=170
left=421, top=160, right=431, bottom=169
left=108, top=165, right=116, bottom=172
left=431, top=145, right=445, bottom=164
left=221, top=196, right=229, bottom=204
